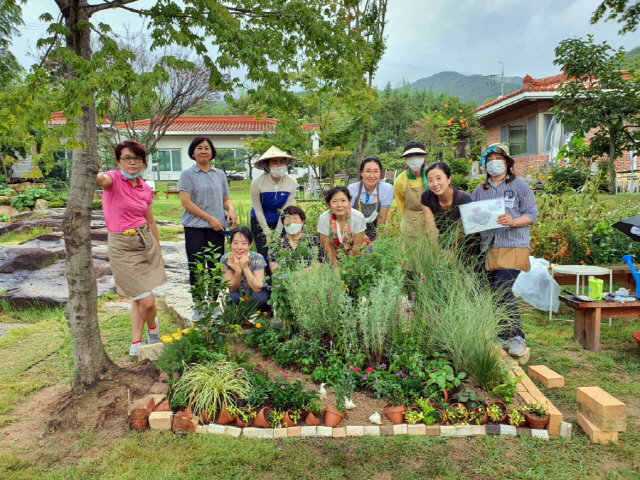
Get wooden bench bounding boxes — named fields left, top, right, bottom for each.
left=559, top=295, right=640, bottom=352
left=165, top=190, right=180, bottom=199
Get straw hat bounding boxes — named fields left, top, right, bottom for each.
left=480, top=143, right=513, bottom=166
left=255, top=146, right=296, bottom=171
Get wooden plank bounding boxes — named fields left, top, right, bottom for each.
left=574, top=309, right=585, bottom=343
left=584, top=308, right=602, bottom=352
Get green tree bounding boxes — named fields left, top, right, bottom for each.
left=0, top=0, right=23, bottom=85
left=551, top=36, right=640, bottom=194
left=591, top=0, right=640, bottom=34
left=17, top=0, right=355, bottom=390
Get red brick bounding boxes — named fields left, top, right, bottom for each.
left=153, top=400, right=171, bottom=412
left=128, top=397, right=155, bottom=421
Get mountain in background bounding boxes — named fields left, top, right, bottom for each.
left=408, top=71, right=524, bottom=105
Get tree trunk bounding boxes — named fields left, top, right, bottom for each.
left=62, top=2, right=115, bottom=391
left=608, top=133, right=617, bottom=194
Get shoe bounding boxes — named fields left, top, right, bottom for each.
left=129, top=341, right=146, bottom=356
left=148, top=318, right=160, bottom=344
left=506, top=336, right=526, bottom=357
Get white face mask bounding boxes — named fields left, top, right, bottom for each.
left=405, top=156, right=424, bottom=172
left=486, top=160, right=506, bottom=177
left=270, top=166, right=288, bottom=178
left=284, top=223, right=303, bottom=235
left=363, top=209, right=379, bottom=224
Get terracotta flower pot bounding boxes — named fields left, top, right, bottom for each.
left=470, top=407, right=488, bottom=425
left=305, top=412, right=322, bottom=426
left=324, top=405, right=345, bottom=428
left=216, top=405, right=236, bottom=425
left=487, top=401, right=508, bottom=424
left=254, top=407, right=271, bottom=428
left=282, top=410, right=297, bottom=427
left=383, top=405, right=406, bottom=424
left=525, top=411, right=550, bottom=430
left=449, top=403, right=469, bottom=425
left=236, top=415, right=252, bottom=428
left=200, top=409, right=213, bottom=424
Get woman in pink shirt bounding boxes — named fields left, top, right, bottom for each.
left=96, top=140, right=167, bottom=356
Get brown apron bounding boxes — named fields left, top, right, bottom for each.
left=108, top=223, right=167, bottom=297
left=400, top=174, right=427, bottom=270
left=354, top=181, right=381, bottom=241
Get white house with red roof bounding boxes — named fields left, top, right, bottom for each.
left=31, top=113, right=317, bottom=182
left=475, top=74, right=636, bottom=177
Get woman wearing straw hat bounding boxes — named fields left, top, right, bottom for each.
left=179, top=136, right=238, bottom=320
left=394, top=141, right=430, bottom=266
left=250, top=146, right=299, bottom=273
left=471, top=143, right=538, bottom=357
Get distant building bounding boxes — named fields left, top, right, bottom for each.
left=475, top=74, right=637, bottom=177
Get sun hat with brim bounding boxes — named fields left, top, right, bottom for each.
left=401, top=142, right=427, bottom=158
left=480, top=143, right=513, bottom=166
left=255, top=145, right=296, bottom=171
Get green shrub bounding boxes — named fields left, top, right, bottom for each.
left=11, top=188, right=53, bottom=211
left=155, top=329, right=226, bottom=378
left=48, top=198, right=65, bottom=208
left=545, top=165, right=589, bottom=193
left=92, top=199, right=103, bottom=210
left=0, top=213, right=9, bottom=222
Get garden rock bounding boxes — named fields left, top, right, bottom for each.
left=137, top=343, right=164, bottom=362
left=158, top=372, right=169, bottom=383
left=34, top=199, right=49, bottom=210
left=0, top=205, right=20, bottom=217
left=103, top=302, right=131, bottom=312
left=0, top=246, right=65, bottom=272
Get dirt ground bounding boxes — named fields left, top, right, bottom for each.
left=0, top=362, right=158, bottom=465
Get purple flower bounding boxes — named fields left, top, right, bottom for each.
left=311, top=384, right=317, bottom=391
left=327, top=288, right=332, bottom=299
left=376, top=379, right=380, bottom=383
left=420, top=273, right=425, bottom=284
left=301, top=389, right=307, bottom=393
left=238, top=369, right=244, bottom=374
left=280, top=385, right=285, bottom=390
left=362, top=375, right=367, bottom=380
left=379, top=363, right=387, bottom=368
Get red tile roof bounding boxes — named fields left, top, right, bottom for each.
left=116, top=114, right=280, bottom=133
left=50, top=111, right=67, bottom=125
left=476, top=73, right=565, bottom=113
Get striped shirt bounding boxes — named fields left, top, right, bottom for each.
left=471, top=176, right=538, bottom=251
left=178, top=165, right=230, bottom=228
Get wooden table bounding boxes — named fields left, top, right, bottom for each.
left=559, top=295, right=640, bottom=352
left=165, top=190, right=180, bottom=200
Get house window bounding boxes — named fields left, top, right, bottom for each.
left=157, top=149, right=181, bottom=172
left=508, top=124, right=527, bottom=156
left=500, top=116, right=535, bottom=156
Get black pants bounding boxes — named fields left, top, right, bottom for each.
left=184, top=227, right=225, bottom=300
left=228, top=288, right=271, bottom=314
left=250, top=216, right=278, bottom=274
left=488, top=268, right=525, bottom=340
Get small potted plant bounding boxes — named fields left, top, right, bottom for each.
left=415, top=397, right=438, bottom=425
left=404, top=407, right=424, bottom=424
left=507, top=407, right=526, bottom=427
left=304, top=400, right=324, bottom=426
left=269, top=409, right=286, bottom=428
left=228, top=405, right=256, bottom=427
left=448, top=403, right=469, bottom=425
left=486, top=401, right=508, bottom=423
left=469, top=406, right=487, bottom=425
left=524, top=402, right=550, bottom=429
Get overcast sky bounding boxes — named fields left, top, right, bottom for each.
left=12, top=0, right=640, bottom=89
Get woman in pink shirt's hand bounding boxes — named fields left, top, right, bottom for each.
left=96, top=140, right=167, bottom=356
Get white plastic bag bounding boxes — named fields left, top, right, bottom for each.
left=512, top=256, right=560, bottom=312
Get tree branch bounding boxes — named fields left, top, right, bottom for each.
left=84, top=0, right=141, bottom=16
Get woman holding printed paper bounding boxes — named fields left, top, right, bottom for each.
left=471, top=143, right=538, bottom=358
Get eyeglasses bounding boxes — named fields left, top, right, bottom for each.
left=120, top=156, right=143, bottom=164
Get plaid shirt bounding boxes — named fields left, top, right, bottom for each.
left=471, top=176, right=538, bottom=252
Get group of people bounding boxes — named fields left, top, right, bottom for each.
left=98, top=137, right=537, bottom=359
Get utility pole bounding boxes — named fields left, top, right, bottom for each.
left=499, top=61, right=504, bottom=97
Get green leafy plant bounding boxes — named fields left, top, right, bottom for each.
left=507, top=407, right=525, bottom=426
left=171, top=361, right=251, bottom=419
left=0, top=213, right=8, bottom=222
left=487, top=403, right=506, bottom=423
left=11, top=188, right=53, bottom=211
left=491, top=373, right=521, bottom=404
left=218, top=294, right=259, bottom=327
left=415, top=397, right=438, bottom=425
left=190, top=242, right=229, bottom=324
left=526, top=402, right=549, bottom=419
left=469, top=406, right=486, bottom=425
left=155, top=329, right=226, bottom=378
left=269, top=409, right=286, bottom=428
left=227, top=405, right=256, bottom=424
left=404, top=408, right=423, bottom=424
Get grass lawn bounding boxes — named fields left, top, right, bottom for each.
left=0, top=296, right=638, bottom=478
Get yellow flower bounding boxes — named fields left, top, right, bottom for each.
left=547, top=175, right=552, bottom=179
left=255, top=322, right=262, bottom=329
left=160, top=334, right=173, bottom=343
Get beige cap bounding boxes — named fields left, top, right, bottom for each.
left=255, top=145, right=296, bottom=170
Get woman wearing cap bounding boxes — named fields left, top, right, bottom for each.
left=394, top=142, right=429, bottom=264
left=347, top=156, right=394, bottom=241
left=96, top=140, right=166, bottom=356
left=471, top=143, right=538, bottom=357
left=179, top=136, right=238, bottom=319
left=268, top=205, right=324, bottom=272
left=318, top=186, right=369, bottom=268
left=250, top=146, right=299, bottom=273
